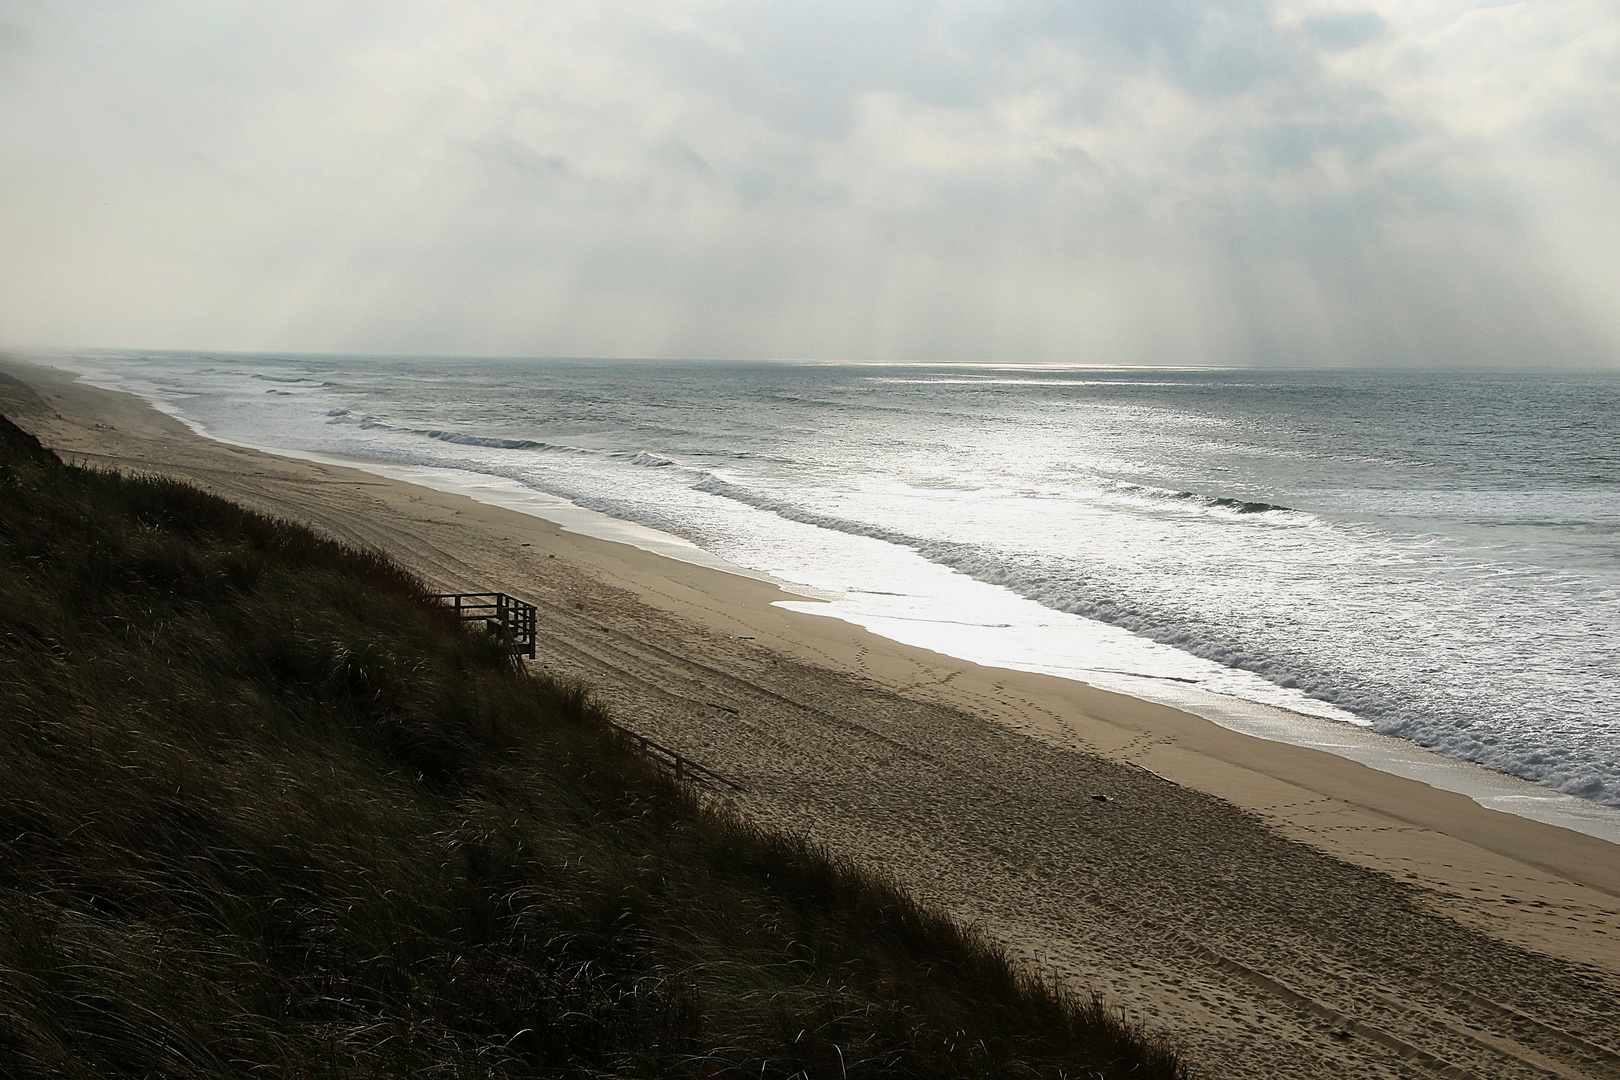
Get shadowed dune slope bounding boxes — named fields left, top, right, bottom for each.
left=0, top=414, right=1187, bottom=1079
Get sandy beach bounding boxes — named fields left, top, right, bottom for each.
left=6, top=354, right=1620, bottom=1080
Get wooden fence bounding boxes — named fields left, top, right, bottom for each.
left=433, top=590, right=741, bottom=790
left=432, top=592, right=538, bottom=659
left=607, top=721, right=745, bottom=791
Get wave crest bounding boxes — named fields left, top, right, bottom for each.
left=1098, top=479, right=1296, bottom=516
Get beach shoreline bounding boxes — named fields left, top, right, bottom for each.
left=8, top=353, right=1620, bottom=1078
left=27, top=352, right=1620, bottom=847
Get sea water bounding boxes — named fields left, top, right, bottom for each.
left=50, top=353, right=1620, bottom=820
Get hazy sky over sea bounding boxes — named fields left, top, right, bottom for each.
left=0, top=1, right=1615, bottom=366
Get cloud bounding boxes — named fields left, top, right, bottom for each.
left=0, top=0, right=1615, bottom=366
left=1301, top=10, right=1388, bottom=50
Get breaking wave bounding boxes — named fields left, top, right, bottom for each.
left=686, top=470, right=1615, bottom=803
left=1096, top=478, right=1297, bottom=516
left=412, top=430, right=555, bottom=450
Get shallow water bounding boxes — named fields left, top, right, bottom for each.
left=53, top=352, right=1620, bottom=812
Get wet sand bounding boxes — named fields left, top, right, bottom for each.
left=7, top=354, right=1620, bottom=1079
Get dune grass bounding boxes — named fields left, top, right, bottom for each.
left=0, top=413, right=1190, bottom=1078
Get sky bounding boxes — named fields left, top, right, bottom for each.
left=0, top=0, right=1615, bottom=367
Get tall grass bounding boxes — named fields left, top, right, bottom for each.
left=0, top=414, right=1190, bottom=1078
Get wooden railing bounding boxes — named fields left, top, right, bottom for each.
left=433, top=590, right=739, bottom=790
left=608, top=721, right=744, bottom=791
left=432, top=592, right=538, bottom=659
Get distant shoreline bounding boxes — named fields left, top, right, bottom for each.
left=22, top=350, right=1620, bottom=848
left=8, top=352, right=1620, bottom=1074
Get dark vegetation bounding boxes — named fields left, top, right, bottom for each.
left=0, top=413, right=1189, bottom=1078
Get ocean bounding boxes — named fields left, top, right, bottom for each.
left=54, top=352, right=1620, bottom=822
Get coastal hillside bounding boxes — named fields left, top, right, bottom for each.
left=0, top=412, right=1186, bottom=1079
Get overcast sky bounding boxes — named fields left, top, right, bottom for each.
left=0, top=1, right=1615, bottom=366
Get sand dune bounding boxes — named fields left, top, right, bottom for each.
left=7, top=354, right=1620, bottom=1079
